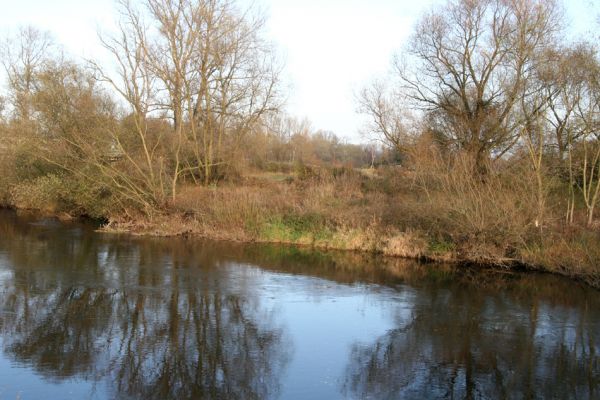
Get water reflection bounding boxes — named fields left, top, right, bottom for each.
left=343, top=280, right=600, bottom=399
left=0, top=210, right=599, bottom=400
left=0, top=211, right=290, bottom=399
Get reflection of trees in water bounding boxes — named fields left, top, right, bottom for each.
left=2, top=287, right=287, bottom=400
left=2, top=210, right=600, bottom=400
left=344, top=287, right=600, bottom=399
left=0, top=212, right=290, bottom=400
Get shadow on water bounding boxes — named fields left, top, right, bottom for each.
left=0, top=209, right=598, bottom=399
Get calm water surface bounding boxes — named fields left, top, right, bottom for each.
left=0, top=210, right=598, bottom=399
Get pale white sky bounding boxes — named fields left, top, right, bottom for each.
left=0, top=0, right=597, bottom=142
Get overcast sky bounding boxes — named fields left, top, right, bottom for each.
left=0, top=0, right=597, bottom=142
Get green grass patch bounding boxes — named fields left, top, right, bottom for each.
left=260, top=213, right=334, bottom=243
left=428, top=239, right=456, bottom=254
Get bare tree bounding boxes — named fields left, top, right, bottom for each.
left=358, top=81, right=419, bottom=155
left=517, top=58, right=554, bottom=230
left=185, top=0, right=281, bottom=184
left=0, top=26, right=54, bottom=122
left=542, top=44, right=597, bottom=224
left=91, top=2, right=170, bottom=211
left=571, top=50, right=600, bottom=226
left=391, top=0, right=560, bottom=172
left=97, top=0, right=281, bottom=195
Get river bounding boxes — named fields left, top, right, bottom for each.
left=0, top=209, right=597, bottom=399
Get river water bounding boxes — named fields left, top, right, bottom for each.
left=0, top=209, right=597, bottom=399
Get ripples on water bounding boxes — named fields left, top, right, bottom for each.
left=0, top=209, right=598, bottom=399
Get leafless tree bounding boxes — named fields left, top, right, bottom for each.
left=0, top=26, right=55, bottom=122
left=570, top=51, right=600, bottom=226
left=95, top=0, right=281, bottom=197
left=541, top=45, right=597, bottom=223
left=384, top=0, right=561, bottom=172
left=358, top=81, right=420, bottom=154
left=91, top=1, right=169, bottom=210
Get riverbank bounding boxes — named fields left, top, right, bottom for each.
left=4, top=167, right=600, bottom=289
left=5, top=201, right=600, bottom=289
left=92, top=171, right=599, bottom=289
left=101, top=214, right=600, bottom=289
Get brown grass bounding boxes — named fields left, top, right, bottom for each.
left=3, top=150, right=598, bottom=288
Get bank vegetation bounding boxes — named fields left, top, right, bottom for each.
left=0, top=0, right=599, bottom=287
